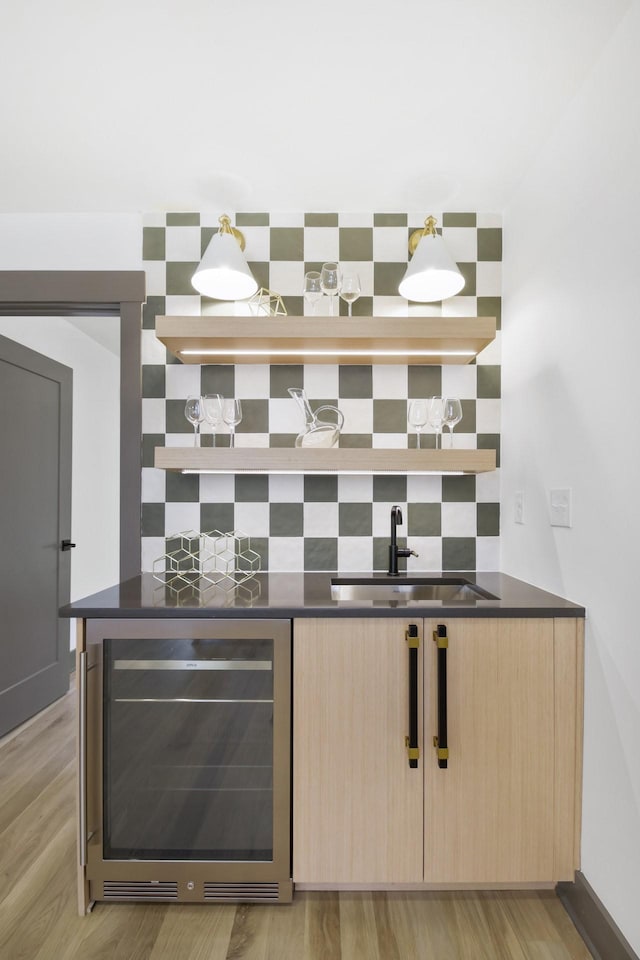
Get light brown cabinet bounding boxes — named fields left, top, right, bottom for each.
left=423, top=617, right=583, bottom=884
left=293, top=618, right=423, bottom=883
left=293, top=616, right=583, bottom=887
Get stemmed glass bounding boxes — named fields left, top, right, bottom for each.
left=428, top=396, right=445, bottom=450
left=303, top=271, right=323, bottom=316
left=184, top=395, right=204, bottom=447
left=339, top=272, right=361, bottom=317
left=408, top=399, right=429, bottom=449
left=320, top=262, right=340, bottom=316
left=222, top=399, right=242, bottom=448
left=443, top=398, right=463, bottom=448
left=202, top=393, right=223, bottom=446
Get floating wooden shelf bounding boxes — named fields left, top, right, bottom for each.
left=154, top=447, right=496, bottom=475
left=155, top=316, right=496, bottom=365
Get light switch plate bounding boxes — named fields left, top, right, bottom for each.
left=550, top=488, right=572, bottom=527
left=514, top=490, right=524, bottom=524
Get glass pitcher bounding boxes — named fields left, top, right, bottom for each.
left=288, top=387, right=345, bottom=448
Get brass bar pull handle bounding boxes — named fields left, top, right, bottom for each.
left=405, top=624, right=420, bottom=768
left=433, top=624, right=449, bottom=769
left=78, top=651, right=88, bottom=866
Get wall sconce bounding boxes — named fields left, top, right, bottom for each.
left=191, top=214, right=258, bottom=301
left=398, top=215, right=465, bottom=303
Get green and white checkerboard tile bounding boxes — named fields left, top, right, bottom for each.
left=141, top=211, right=502, bottom=573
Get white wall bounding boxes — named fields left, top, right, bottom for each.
left=502, top=1, right=640, bottom=952
left=0, top=317, right=121, bottom=648
left=0, top=213, right=142, bottom=269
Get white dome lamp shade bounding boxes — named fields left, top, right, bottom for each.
left=191, top=214, right=258, bottom=301
left=398, top=215, right=465, bottom=303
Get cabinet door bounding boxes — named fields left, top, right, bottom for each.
left=423, top=618, right=556, bottom=883
left=293, top=618, right=423, bottom=883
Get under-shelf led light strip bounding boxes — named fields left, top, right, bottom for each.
left=180, top=469, right=466, bottom=476
left=179, top=349, right=477, bottom=359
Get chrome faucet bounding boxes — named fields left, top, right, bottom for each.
left=388, top=505, right=418, bottom=576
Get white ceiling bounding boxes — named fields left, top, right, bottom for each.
left=0, top=0, right=631, bottom=214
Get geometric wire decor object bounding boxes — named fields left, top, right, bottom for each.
left=247, top=287, right=287, bottom=316
left=151, top=574, right=262, bottom=609
left=152, top=529, right=261, bottom=594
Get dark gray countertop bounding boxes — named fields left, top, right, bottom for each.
left=60, top=572, right=585, bottom=619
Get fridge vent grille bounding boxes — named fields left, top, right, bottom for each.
left=203, top=882, right=280, bottom=901
left=103, top=881, right=178, bottom=901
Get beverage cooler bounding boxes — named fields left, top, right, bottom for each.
left=78, top=619, right=291, bottom=904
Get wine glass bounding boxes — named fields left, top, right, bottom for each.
left=320, top=262, right=340, bottom=316
left=202, top=393, right=223, bottom=446
left=222, top=398, right=242, bottom=448
left=407, top=399, right=429, bottom=449
left=339, top=272, right=361, bottom=317
left=428, top=396, right=445, bottom=450
left=443, top=398, right=463, bottom=448
left=303, top=271, right=323, bottom=316
left=184, top=395, right=204, bottom=447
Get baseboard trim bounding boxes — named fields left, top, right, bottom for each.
left=557, top=871, right=639, bottom=960
left=295, top=881, right=555, bottom=891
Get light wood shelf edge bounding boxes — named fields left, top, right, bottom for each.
left=155, top=315, right=497, bottom=365
left=154, top=447, right=497, bottom=474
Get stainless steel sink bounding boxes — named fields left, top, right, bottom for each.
left=330, top=577, right=498, bottom=603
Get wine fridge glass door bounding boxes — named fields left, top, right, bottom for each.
left=104, top=635, right=277, bottom=861
left=83, top=617, right=291, bottom=899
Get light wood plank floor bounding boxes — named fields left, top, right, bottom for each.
left=0, top=685, right=593, bottom=960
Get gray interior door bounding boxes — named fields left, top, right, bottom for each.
left=0, top=334, right=73, bottom=736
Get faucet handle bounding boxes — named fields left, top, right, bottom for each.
left=409, top=549, right=419, bottom=558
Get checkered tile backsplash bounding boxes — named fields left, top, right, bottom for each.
left=141, top=211, right=502, bottom=573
